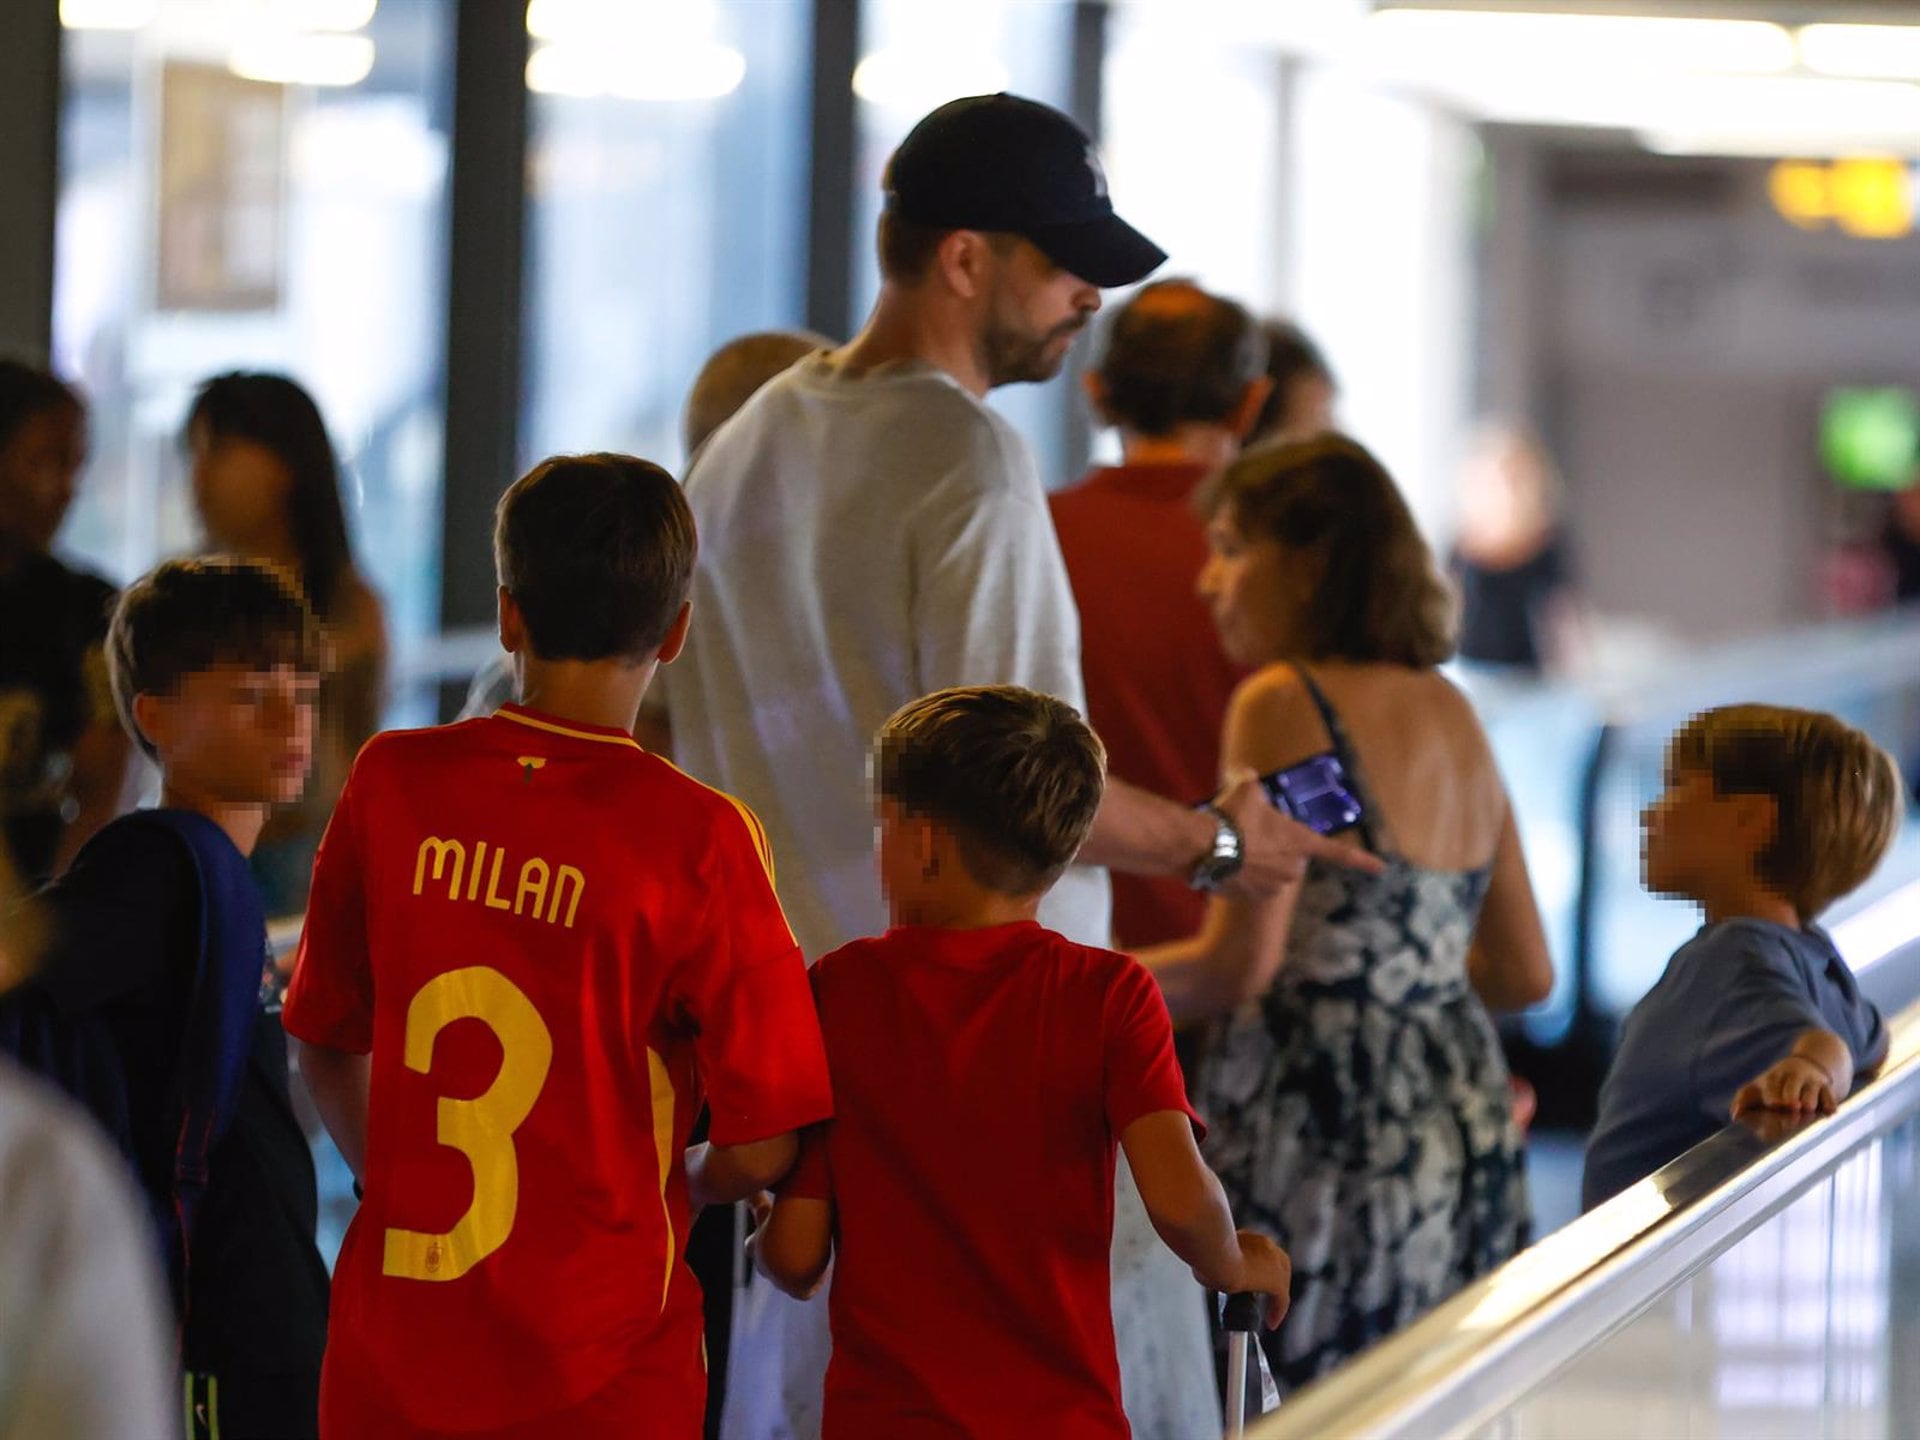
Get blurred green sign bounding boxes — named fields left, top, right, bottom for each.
left=1820, top=387, right=1919, bottom=491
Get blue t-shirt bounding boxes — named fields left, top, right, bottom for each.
left=1582, top=919, right=1887, bottom=1210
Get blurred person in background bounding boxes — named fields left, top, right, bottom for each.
left=0, top=841, right=175, bottom=1440
left=1052, top=280, right=1268, bottom=952
left=0, top=359, right=130, bottom=886
left=1137, top=435, right=1554, bottom=1393
left=185, top=373, right=388, bottom=919
left=1450, top=423, right=1586, bottom=677
left=1245, top=318, right=1337, bottom=448
left=1876, top=479, right=1920, bottom=606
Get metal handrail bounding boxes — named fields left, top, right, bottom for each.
left=1247, top=914, right=1920, bottom=1440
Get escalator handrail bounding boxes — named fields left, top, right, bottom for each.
left=1247, top=934, right=1920, bottom=1440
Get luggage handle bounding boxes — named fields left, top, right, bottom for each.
left=1222, top=1292, right=1261, bottom=1439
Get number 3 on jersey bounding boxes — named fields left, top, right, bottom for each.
left=384, top=966, right=554, bottom=1282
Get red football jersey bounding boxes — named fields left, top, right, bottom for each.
left=284, top=704, right=832, bottom=1435
left=782, top=922, right=1200, bottom=1440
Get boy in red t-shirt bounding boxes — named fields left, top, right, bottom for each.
left=753, top=685, right=1289, bottom=1439
left=285, top=453, right=833, bottom=1439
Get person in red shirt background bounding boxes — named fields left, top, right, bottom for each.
left=1050, top=281, right=1274, bottom=950
left=752, top=685, right=1290, bottom=1440
left=286, top=453, right=832, bottom=1439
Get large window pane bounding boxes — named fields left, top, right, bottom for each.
left=521, top=0, right=810, bottom=476
left=54, top=1, right=452, bottom=667
left=1102, top=9, right=1287, bottom=316
left=852, top=0, right=1077, bottom=486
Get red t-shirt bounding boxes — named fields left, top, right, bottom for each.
left=1049, top=464, right=1245, bottom=947
left=284, top=704, right=832, bottom=1436
left=783, top=922, right=1199, bottom=1440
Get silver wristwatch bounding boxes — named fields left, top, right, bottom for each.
left=1188, top=803, right=1245, bottom=892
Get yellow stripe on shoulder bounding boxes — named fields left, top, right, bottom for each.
left=656, top=758, right=777, bottom=886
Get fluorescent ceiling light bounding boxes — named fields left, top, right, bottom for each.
left=851, top=49, right=1010, bottom=112
left=1643, top=131, right=1920, bottom=160
left=229, top=32, right=375, bottom=86
left=1799, top=24, right=1920, bottom=82
left=59, top=0, right=156, bottom=28
left=525, top=41, right=745, bottom=102
left=1366, top=9, right=1795, bottom=76
left=276, top=0, right=378, bottom=33
left=1438, top=70, right=1920, bottom=138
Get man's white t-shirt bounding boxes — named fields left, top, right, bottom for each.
left=659, top=353, right=1112, bottom=960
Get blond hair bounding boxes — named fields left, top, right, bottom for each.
left=1668, top=704, right=1902, bottom=919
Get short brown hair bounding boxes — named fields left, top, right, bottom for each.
left=876, top=211, right=1018, bottom=284
left=1668, top=704, right=1901, bottom=919
left=1200, top=434, right=1456, bottom=668
left=874, top=685, right=1105, bottom=896
left=108, top=557, right=326, bottom=762
left=494, top=453, right=695, bottom=664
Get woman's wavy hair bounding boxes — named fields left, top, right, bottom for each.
left=1199, top=433, right=1456, bottom=668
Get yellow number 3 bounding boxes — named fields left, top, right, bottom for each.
left=383, top=966, right=554, bottom=1282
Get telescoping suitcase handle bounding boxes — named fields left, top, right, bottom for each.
left=1222, top=1292, right=1262, bottom=1439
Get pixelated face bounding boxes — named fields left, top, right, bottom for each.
left=145, top=663, right=318, bottom=807
left=1198, top=508, right=1296, bottom=666
left=1641, top=763, right=1764, bottom=899
left=189, top=423, right=291, bottom=552
left=980, top=239, right=1101, bottom=387
left=0, top=406, right=85, bottom=553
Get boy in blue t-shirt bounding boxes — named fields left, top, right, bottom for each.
left=1583, top=704, right=1901, bottom=1209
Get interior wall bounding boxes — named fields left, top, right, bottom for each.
left=1496, top=142, right=1920, bottom=647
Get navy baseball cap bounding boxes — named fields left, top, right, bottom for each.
left=883, top=93, right=1167, bottom=290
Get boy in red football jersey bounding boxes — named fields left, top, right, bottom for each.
left=753, top=685, right=1290, bottom=1439
left=285, top=453, right=833, bottom=1439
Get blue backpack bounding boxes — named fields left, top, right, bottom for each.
left=0, top=809, right=268, bottom=1311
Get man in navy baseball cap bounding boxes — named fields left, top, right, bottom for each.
left=702, top=93, right=1244, bottom=1440
left=884, top=92, right=1167, bottom=291
left=849, top=92, right=1168, bottom=391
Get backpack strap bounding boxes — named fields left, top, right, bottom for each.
left=120, top=811, right=268, bottom=1332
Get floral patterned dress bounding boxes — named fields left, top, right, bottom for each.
left=1196, top=670, right=1528, bottom=1394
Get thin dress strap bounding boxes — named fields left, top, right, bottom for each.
left=1292, top=665, right=1384, bottom=853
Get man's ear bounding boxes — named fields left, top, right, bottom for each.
left=498, top=586, right=526, bottom=655
left=934, top=229, right=997, bottom=301
left=1229, top=376, right=1275, bottom=442
left=657, top=600, right=691, bottom=665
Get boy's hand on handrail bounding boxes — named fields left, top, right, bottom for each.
left=1214, top=771, right=1385, bottom=899
left=1733, top=1055, right=1839, bottom=1119
left=1733, top=1029, right=1856, bottom=1120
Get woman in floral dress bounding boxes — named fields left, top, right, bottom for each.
left=1138, top=435, right=1556, bottom=1393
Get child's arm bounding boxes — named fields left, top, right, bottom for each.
left=1732, top=1029, right=1855, bottom=1119
left=686, top=1133, right=799, bottom=1210
left=296, top=1040, right=371, bottom=1181
left=750, top=1191, right=833, bottom=1301
left=1121, top=1110, right=1291, bottom=1328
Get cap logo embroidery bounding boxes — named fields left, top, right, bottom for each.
left=1084, top=144, right=1109, bottom=199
